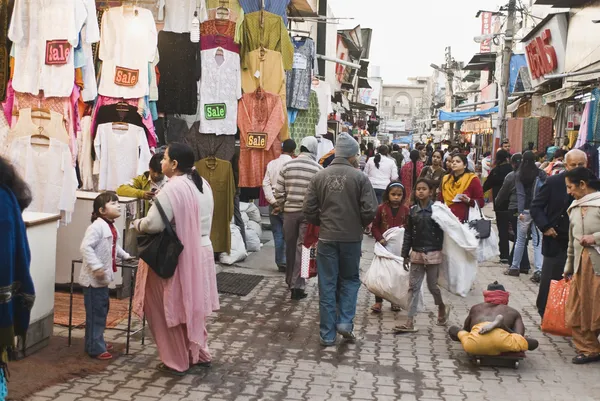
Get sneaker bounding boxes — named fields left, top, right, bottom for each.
left=320, top=338, right=336, bottom=347
left=503, top=268, right=520, bottom=277
left=499, top=258, right=509, bottom=264
left=530, top=271, right=541, bottom=283
left=337, top=329, right=356, bottom=342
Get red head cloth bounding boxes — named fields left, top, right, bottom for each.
left=483, top=290, right=510, bottom=305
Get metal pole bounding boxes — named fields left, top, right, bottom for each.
left=445, top=46, right=455, bottom=141
left=496, top=0, right=517, bottom=147
left=317, top=0, right=328, bottom=75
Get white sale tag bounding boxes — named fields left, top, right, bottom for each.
left=254, top=70, right=261, bottom=78
left=293, top=53, right=308, bottom=70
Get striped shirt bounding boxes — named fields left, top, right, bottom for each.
left=275, top=153, right=323, bottom=213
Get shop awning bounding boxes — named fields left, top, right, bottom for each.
left=507, top=98, right=521, bottom=113
left=288, top=0, right=319, bottom=18
left=542, top=87, right=577, bottom=105
left=534, top=0, right=588, bottom=8
left=463, top=53, right=497, bottom=71
left=438, top=107, right=498, bottom=122
left=349, top=101, right=376, bottom=112
left=392, top=137, right=413, bottom=144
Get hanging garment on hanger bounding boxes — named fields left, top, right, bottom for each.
left=200, top=34, right=240, bottom=53
left=239, top=11, right=294, bottom=70
left=94, top=122, right=152, bottom=191
left=289, top=90, right=320, bottom=150
left=205, top=0, right=245, bottom=42
left=237, top=89, right=285, bottom=187
left=77, top=116, right=94, bottom=190
left=199, top=47, right=242, bottom=136
left=184, top=124, right=236, bottom=162
left=522, top=117, right=539, bottom=151
left=195, top=157, right=235, bottom=253
left=286, top=37, right=318, bottom=110
left=538, top=117, right=554, bottom=151
left=200, top=19, right=236, bottom=38
left=8, top=136, right=78, bottom=223
left=239, top=0, right=291, bottom=25
left=77, top=0, right=101, bottom=102
left=311, top=80, right=333, bottom=136
left=98, top=6, right=157, bottom=99
left=93, top=102, right=152, bottom=144
left=158, top=0, right=208, bottom=33
left=9, top=0, right=81, bottom=97
left=241, top=47, right=288, bottom=139
left=507, top=118, right=524, bottom=154
left=157, top=31, right=200, bottom=115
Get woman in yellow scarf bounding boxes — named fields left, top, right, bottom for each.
left=439, top=153, right=485, bottom=223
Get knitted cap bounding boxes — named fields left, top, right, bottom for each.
left=335, top=133, right=359, bottom=158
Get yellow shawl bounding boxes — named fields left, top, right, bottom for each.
left=441, top=172, right=476, bottom=206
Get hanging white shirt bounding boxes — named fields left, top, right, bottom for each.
left=8, top=136, right=78, bottom=223
left=199, top=48, right=242, bottom=136
left=94, top=123, right=152, bottom=191
left=158, top=0, right=207, bottom=33
left=78, top=0, right=101, bottom=102
left=9, top=0, right=83, bottom=97
left=311, top=80, right=333, bottom=136
left=98, top=6, right=158, bottom=99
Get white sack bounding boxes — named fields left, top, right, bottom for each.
left=431, top=202, right=479, bottom=297
left=245, top=227, right=262, bottom=252
left=477, top=225, right=500, bottom=263
left=247, top=220, right=263, bottom=238
left=219, top=224, right=248, bottom=265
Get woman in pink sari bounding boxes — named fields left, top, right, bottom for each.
left=133, top=143, right=219, bottom=375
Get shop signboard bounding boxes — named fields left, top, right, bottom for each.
left=564, top=4, right=600, bottom=83
left=523, top=13, right=568, bottom=88
left=480, top=12, right=492, bottom=53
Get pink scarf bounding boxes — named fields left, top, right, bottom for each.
left=133, top=175, right=220, bottom=353
left=483, top=290, right=510, bottom=305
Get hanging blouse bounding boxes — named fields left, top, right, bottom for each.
left=158, top=0, right=208, bottom=33
left=311, top=80, right=333, bottom=136
left=8, top=136, right=78, bottom=223
left=289, top=90, right=320, bottom=147
left=9, top=0, right=81, bottom=97
left=199, top=48, right=242, bottom=136
left=237, top=90, right=284, bottom=187
left=239, top=0, right=291, bottom=25
left=205, top=0, right=244, bottom=42
left=94, top=123, right=152, bottom=191
left=200, top=19, right=236, bottom=38
left=78, top=0, right=101, bottom=102
left=239, top=11, right=294, bottom=70
left=98, top=6, right=158, bottom=99
left=286, top=37, right=318, bottom=110
left=200, top=35, right=240, bottom=53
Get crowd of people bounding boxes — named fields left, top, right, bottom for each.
left=4, top=133, right=600, bottom=379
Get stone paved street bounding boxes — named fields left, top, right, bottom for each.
left=27, top=231, right=600, bottom=401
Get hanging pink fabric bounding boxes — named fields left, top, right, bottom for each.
left=576, top=102, right=590, bottom=148
left=133, top=175, right=219, bottom=370
left=507, top=118, right=524, bottom=154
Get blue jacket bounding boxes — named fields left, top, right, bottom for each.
left=0, top=185, right=35, bottom=349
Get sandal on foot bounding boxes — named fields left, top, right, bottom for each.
left=393, top=325, right=418, bottom=333
left=437, top=305, right=452, bottom=326
left=194, top=361, right=212, bottom=368
left=572, top=353, right=600, bottom=364
left=96, top=352, right=112, bottom=360
left=391, top=304, right=402, bottom=312
left=157, top=363, right=188, bottom=376
left=371, top=303, right=382, bottom=313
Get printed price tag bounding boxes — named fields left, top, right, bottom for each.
left=45, top=40, right=71, bottom=65
left=205, top=103, right=227, bottom=120
left=293, top=53, right=307, bottom=70
left=247, top=132, right=267, bottom=149
left=114, top=67, right=139, bottom=87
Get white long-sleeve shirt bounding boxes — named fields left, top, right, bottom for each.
left=262, top=154, right=292, bottom=205
left=364, top=156, right=399, bottom=190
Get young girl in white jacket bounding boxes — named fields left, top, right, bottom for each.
left=79, top=192, right=131, bottom=360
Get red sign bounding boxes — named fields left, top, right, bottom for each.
left=480, top=12, right=492, bottom=53
left=114, top=67, right=139, bottom=87
left=525, top=29, right=558, bottom=80
left=45, top=40, right=71, bottom=65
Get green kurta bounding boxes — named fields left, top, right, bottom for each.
left=289, top=90, right=320, bottom=152
left=196, top=157, right=235, bottom=253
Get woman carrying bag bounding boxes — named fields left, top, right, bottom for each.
left=439, top=153, right=484, bottom=223
left=132, top=143, right=219, bottom=375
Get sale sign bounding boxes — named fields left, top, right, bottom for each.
left=45, top=40, right=71, bottom=65
left=114, top=67, right=139, bottom=87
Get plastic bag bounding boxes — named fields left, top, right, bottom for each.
left=219, top=225, right=248, bottom=265
left=541, top=279, right=572, bottom=337
left=477, top=226, right=500, bottom=263
left=362, top=228, right=410, bottom=305
left=301, top=224, right=319, bottom=279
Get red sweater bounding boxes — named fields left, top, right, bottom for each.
left=438, top=176, right=485, bottom=223
left=372, top=203, right=410, bottom=242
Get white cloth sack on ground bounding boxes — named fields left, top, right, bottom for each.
left=240, top=202, right=262, bottom=223
left=245, top=227, right=261, bottom=252
left=431, top=202, right=479, bottom=297
left=219, top=224, right=248, bottom=265
left=477, top=225, right=500, bottom=263
left=247, top=220, right=263, bottom=238
left=362, top=227, right=423, bottom=307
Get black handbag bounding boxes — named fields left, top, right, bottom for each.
left=468, top=204, right=492, bottom=239
left=137, top=199, right=183, bottom=279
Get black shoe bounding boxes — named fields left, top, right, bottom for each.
left=499, top=258, right=509, bottom=264
left=503, top=269, right=520, bottom=277
left=531, top=271, right=541, bottom=283
left=519, top=269, right=530, bottom=274
left=291, top=289, right=308, bottom=300
left=278, top=265, right=286, bottom=273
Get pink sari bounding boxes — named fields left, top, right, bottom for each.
left=133, top=175, right=219, bottom=371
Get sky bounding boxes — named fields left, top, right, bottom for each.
left=328, top=0, right=506, bottom=85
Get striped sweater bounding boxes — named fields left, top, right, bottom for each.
left=275, top=153, right=323, bottom=213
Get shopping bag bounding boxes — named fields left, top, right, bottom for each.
left=477, top=225, right=500, bottom=263
left=300, top=224, right=320, bottom=279
left=468, top=203, right=491, bottom=239
left=541, top=279, right=572, bottom=337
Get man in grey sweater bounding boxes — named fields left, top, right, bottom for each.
left=304, top=133, right=378, bottom=346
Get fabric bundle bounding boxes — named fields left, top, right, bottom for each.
left=522, top=117, right=539, bottom=151
left=507, top=118, right=523, bottom=154
left=537, top=117, right=554, bottom=151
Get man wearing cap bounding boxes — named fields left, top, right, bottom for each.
left=448, top=282, right=539, bottom=356
left=263, top=139, right=297, bottom=272
left=304, top=133, right=378, bottom=346
left=275, top=137, right=323, bottom=300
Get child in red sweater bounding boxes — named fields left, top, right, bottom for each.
left=371, top=181, right=410, bottom=313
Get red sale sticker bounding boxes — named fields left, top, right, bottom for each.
left=114, top=67, right=139, bottom=87
left=45, top=40, right=71, bottom=65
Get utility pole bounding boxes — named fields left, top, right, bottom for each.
left=496, top=0, right=517, bottom=147
left=444, top=46, right=455, bottom=141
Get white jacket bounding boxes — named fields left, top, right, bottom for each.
left=79, top=218, right=130, bottom=288
left=364, top=156, right=399, bottom=190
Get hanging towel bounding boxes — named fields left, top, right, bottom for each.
left=522, top=117, right=539, bottom=151
left=538, top=117, right=554, bottom=151
left=507, top=118, right=524, bottom=154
